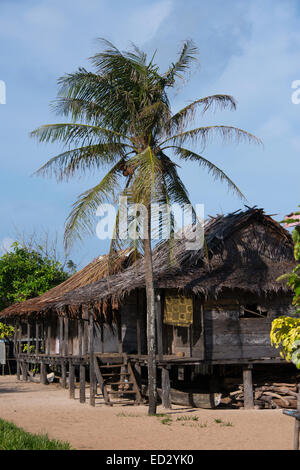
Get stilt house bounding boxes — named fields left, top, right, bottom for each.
left=0, top=208, right=297, bottom=408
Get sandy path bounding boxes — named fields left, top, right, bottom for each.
left=0, top=375, right=295, bottom=450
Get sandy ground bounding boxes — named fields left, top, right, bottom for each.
left=0, top=375, right=296, bottom=450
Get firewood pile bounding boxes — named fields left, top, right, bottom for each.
left=221, top=381, right=299, bottom=409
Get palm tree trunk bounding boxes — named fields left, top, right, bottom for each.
left=143, top=206, right=157, bottom=415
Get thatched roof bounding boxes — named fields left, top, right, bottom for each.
left=0, top=248, right=135, bottom=319
left=0, top=208, right=295, bottom=319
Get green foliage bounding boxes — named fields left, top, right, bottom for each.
left=31, top=39, right=260, bottom=252
left=0, top=242, right=69, bottom=310
left=0, top=323, right=14, bottom=339
left=0, top=418, right=72, bottom=450
left=22, top=344, right=36, bottom=354
left=270, top=208, right=300, bottom=368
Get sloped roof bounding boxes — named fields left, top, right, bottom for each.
left=0, top=248, right=135, bottom=318
left=0, top=207, right=295, bottom=319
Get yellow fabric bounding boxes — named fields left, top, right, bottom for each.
left=163, top=290, right=193, bottom=326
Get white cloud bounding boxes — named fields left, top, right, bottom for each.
left=128, top=0, right=173, bottom=44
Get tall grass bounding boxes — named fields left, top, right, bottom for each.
left=0, top=419, right=72, bottom=450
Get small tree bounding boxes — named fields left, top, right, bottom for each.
left=0, top=242, right=70, bottom=310
left=270, top=209, right=300, bottom=368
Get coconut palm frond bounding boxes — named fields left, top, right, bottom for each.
left=64, top=160, right=124, bottom=248
left=31, top=123, right=132, bottom=148
left=161, top=125, right=262, bottom=150
left=172, top=146, right=246, bottom=200
left=170, top=94, right=236, bottom=132
left=34, top=142, right=130, bottom=181
left=163, top=40, right=198, bottom=86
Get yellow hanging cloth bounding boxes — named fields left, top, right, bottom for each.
left=163, top=289, right=193, bottom=327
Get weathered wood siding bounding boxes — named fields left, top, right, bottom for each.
left=120, top=291, right=146, bottom=354
left=202, top=293, right=294, bottom=361
left=163, top=292, right=295, bottom=361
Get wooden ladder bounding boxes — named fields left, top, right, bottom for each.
left=94, top=355, right=143, bottom=406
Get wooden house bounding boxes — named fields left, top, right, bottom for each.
left=0, top=208, right=297, bottom=409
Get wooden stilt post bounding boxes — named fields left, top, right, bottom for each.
left=79, top=362, right=86, bottom=403
left=89, top=311, right=95, bottom=407
left=16, top=360, right=20, bottom=381
left=162, top=366, right=171, bottom=409
left=64, top=317, right=69, bottom=357
left=61, top=361, right=67, bottom=388
left=27, top=322, right=30, bottom=356
left=22, top=360, right=27, bottom=381
left=15, top=319, right=20, bottom=380
left=243, top=365, right=254, bottom=409
left=59, top=316, right=63, bottom=356
left=137, top=290, right=142, bottom=356
left=69, top=360, right=75, bottom=399
left=83, top=306, right=88, bottom=356
left=40, top=362, right=47, bottom=385
left=100, top=324, right=104, bottom=354
left=294, top=384, right=300, bottom=450
left=59, top=316, right=66, bottom=388
left=35, top=321, right=39, bottom=355
left=78, top=314, right=83, bottom=358
left=13, top=319, right=18, bottom=356
left=47, top=321, right=51, bottom=355
left=155, top=292, right=163, bottom=362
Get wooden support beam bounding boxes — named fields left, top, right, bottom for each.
left=18, top=321, right=22, bottom=355
left=27, top=322, right=30, bottom=356
left=83, top=306, right=89, bottom=355
left=64, top=317, right=69, bottom=356
left=294, top=384, right=300, bottom=450
left=100, top=324, right=104, bottom=354
left=40, top=362, right=47, bottom=385
left=22, top=361, right=28, bottom=382
left=59, top=316, right=64, bottom=356
left=69, top=320, right=73, bottom=356
left=61, top=360, right=67, bottom=388
left=69, top=361, right=75, bottom=399
left=89, top=311, right=95, bottom=407
left=16, top=360, right=20, bottom=381
left=162, top=367, right=171, bottom=409
left=13, top=319, right=18, bottom=356
left=79, top=363, right=86, bottom=403
left=78, top=316, right=83, bottom=357
left=243, top=365, right=254, bottom=409
left=155, top=292, right=163, bottom=362
left=41, top=321, right=45, bottom=354
left=35, top=321, right=39, bottom=355
left=189, top=324, right=193, bottom=358
left=134, top=362, right=142, bottom=390
left=47, top=322, right=51, bottom=355
left=136, top=290, right=142, bottom=355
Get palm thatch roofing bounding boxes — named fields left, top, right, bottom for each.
left=0, top=207, right=295, bottom=320
left=0, top=248, right=136, bottom=319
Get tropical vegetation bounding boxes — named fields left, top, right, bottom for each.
left=0, top=242, right=69, bottom=310
left=270, top=209, right=300, bottom=368
left=31, top=39, right=260, bottom=414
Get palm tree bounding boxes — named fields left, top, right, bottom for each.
left=31, top=39, right=260, bottom=414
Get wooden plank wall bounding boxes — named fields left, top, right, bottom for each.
left=167, top=292, right=295, bottom=361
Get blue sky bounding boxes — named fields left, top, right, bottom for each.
left=0, top=0, right=300, bottom=268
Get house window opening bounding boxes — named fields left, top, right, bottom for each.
left=240, top=304, right=268, bottom=319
